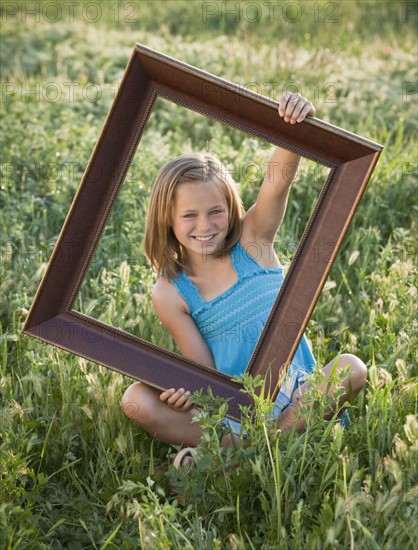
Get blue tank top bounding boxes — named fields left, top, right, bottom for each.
left=171, top=242, right=316, bottom=409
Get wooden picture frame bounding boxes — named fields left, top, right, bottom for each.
left=23, top=44, right=383, bottom=421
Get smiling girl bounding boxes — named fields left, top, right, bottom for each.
left=122, top=93, right=367, bottom=466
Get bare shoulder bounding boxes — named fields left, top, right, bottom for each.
left=151, top=276, right=216, bottom=369
left=152, top=276, right=189, bottom=315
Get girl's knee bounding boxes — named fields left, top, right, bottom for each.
left=121, top=382, right=155, bottom=425
left=121, top=382, right=141, bottom=419
left=339, top=353, right=367, bottom=392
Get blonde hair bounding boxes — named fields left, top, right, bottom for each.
left=144, top=152, right=244, bottom=279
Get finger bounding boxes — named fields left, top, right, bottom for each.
left=296, top=102, right=315, bottom=123
left=160, top=388, right=175, bottom=402
left=288, top=100, right=306, bottom=124
left=167, top=388, right=186, bottom=406
left=176, top=397, right=193, bottom=412
left=171, top=391, right=191, bottom=409
left=284, top=93, right=304, bottom=122
left=278, top=96, right=287, bottom=117
left=278, top=92, right=293, bottom=117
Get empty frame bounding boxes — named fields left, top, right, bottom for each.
left=23, top=44, right=383, bottom=421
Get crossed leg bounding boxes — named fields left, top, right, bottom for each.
left=121, top=382, right=203, bottom=447
left=121, top=382, right=239, bottom=466
left=121, top=353, right=367, bottom=459
left=276, top=353, right=368, bottom=433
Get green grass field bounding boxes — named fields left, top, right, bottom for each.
left=1, top=1, right=417, bottom=548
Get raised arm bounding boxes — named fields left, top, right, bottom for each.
left=242, top=93, right=315, bottom=244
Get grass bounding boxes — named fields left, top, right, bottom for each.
left=1, top=1, right=417, bottom=548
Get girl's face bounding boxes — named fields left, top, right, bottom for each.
left=171, top=181, right=229, bottom=259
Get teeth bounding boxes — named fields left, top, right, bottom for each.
left=194, top=235, right=214, bottom=241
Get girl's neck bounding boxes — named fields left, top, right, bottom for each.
left=183, top=249, right=237, bottom=302
left=183, top=249, right=229, bottom=278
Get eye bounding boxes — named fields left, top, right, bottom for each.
left=210, top=209, right=223, bottom=215
left=183, top=213, right=196, bottom=218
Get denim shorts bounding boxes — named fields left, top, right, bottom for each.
left=224, top=370, right=306, bottom=436
left=225, top=371, right=350, bottom=436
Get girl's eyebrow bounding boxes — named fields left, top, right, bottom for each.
left=180, top=204, right=225, bottom=213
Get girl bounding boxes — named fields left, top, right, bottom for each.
left=122, top=93, right=367, bottom=466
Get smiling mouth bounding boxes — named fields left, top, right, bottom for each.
left=192, top=235, right=215, bottom=242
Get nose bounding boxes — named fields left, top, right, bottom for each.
left=196, top=214, right=212, bottom=232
